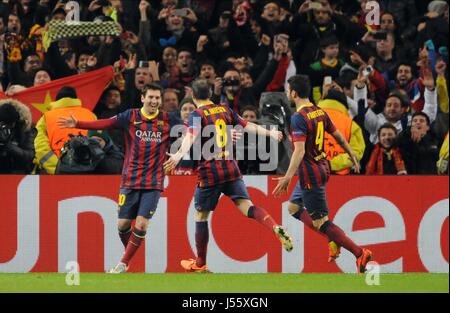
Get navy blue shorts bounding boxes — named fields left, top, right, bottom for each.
left=194, top=179, right=250, bottom=211
left=118, top=188, right=161, bottom=220
left=289, top=182, right=329, bottom=220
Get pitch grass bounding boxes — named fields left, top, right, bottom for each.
left=0, top=273, right=447, bottom=293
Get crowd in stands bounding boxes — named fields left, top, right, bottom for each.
left=0, top=0, right=448, bottom=175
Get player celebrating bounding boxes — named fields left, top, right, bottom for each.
left=58, top=83, right=182, bottom=273
left=164, top=79, right=293, bottom=273
left=272, top=75, right=372, bottom=273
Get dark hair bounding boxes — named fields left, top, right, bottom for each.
left=396, top=62, right=417, bottom=77
left=287, top=75, right=311, bottom=99
left=377, top=123, right=398, bottom=137
left=412, top=111, right=431, bottom=126
left=0, top=102, right=20, bottom=124
left=56, top=86, right=77, bottom=100
left=199, top=60, right=216, bottom=71
left=335, top=71, right=358, bottom=90
left=33, top=68, right=53, bottom=81
left=240, top=105, right=259, bottom=118
left=192, top=79, right=211, bottom=100
left=387, top=90, right=410, bottom=108
left=320, top=35, right=339, bottom=49
left=141, top=83, right=163, bottom=96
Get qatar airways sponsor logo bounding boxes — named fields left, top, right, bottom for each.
left=0, top=176, right=448, bottom=273
left=136, top=130, right=163, bottom=143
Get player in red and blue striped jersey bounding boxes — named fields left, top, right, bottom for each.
left=272, top=75, right=373, bottom=273
left=58, top=83, right=183, bottom=273
left=164, top=79, right=293, bottom=273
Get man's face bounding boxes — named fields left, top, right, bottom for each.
left=379, top=127, right=396, bottom=149
left=376, top=34, right=395, bottom=55
left=180, top=102, right=196, bottom=122
left=384, top=97, right=404, bottom=121
left=250, top=19, right=261, bottom=35
left=200, top=65, right=216, bottom=84
left=411, top=115, right=430, bottom=133
left=223, top=70, right=241, bottom=93
left=177, top=51, right=193, bottom=74
left=262, top=2, right=280, bottom=22
left=286, top=84, right=295, bottom=102
left=167, top=12, right=183, bottom=31
left=77, top=54, right=90, bottom=73
left=162, top=0, right=178, bottom=8
left=7, top=14, right=20, bottom=33
left=313, top=8, right=331, bottom=25
left=52, top=12, right=66, bottom=21
left=135, top=67, right=152, bottom=90
left=105, top=90, right=121, bottom=109
left=162, top=47, right=177, bottom=68
left=323, top=43, right=339, bottom=59
left=162, top=91, right=179, bottom=112
left=242, top=109, right=258, bottom=122
left=380, top=14, right=395, bottom=32
left=240, top=72, right=253, bottom=88
left=141, top=89, right=162, bottom=112
left=396, top=65, right=413, bottom=87
left=24, top=55, right=41, bottom=73
left=34, top=70, right=51, bottom=86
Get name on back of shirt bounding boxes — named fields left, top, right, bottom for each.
left=306, top=109, right=325, bottom=120
left=203, top=106, right=227, bottom=116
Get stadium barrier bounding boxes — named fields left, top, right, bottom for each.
left=0, top=175, right=448, bottom=273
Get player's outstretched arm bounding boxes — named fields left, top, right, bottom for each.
left=332, top=129, right=361, bottom=174
left=57, top=115, right=119, bottom=130
left=272, top=141, right=305, bottom=197
left=164, top=131, right=196, bottom=172
left=244, top=122, right=283, bottom=142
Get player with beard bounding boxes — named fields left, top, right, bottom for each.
left=57, top=83, right=183, bottom=273
left=273, top=75, right=373, bottom=273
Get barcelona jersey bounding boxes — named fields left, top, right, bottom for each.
left=115, top=108, right=182, bottom=190
left=188, top=102, right=248, bottom=187
left=291, top=104, right=337, bottom=189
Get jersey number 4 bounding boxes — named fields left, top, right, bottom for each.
left=315, top=121, right=324, bottom=151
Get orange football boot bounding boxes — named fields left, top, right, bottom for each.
left=180, top=258, right=211, bottom=273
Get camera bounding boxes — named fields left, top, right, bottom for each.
left=371, top=31, right=387, bottom=40
left=222, top=78, right=240, bottom=87
left=362, top=65, right=373, bottom=77
left=0, top=122, right=13, bottom=146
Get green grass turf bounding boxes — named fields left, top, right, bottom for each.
left=0, top=273, right=447, bottom=293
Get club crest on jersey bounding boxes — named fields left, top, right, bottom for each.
left=135, top=130, right=162, bottom=143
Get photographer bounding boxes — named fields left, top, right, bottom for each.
left=0, top=100, right=36, bottom=174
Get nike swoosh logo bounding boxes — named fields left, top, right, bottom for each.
left=133, top=121, right=143, bottom=125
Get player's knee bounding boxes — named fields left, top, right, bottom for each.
left=135, top=217, right=149, bottom=232
left=288, top=203, right=302, bottom=216
left=312, top=216, right=329, bottom=231
left=117, top=219, right=132, bottom=232
left=194, top=210, right=209, bottom=222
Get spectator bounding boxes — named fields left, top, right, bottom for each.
left=33, top=68, right=52, bottom=86
left=87, top=130, right=124, bottom=174
left=358, top=67, right=437, bottom=144
left=240, top=105, right=259, bottom=123
left=437, top=131, right=449, bottom=175
left=179, top=97, right=196, bottom=123
left=319, top=82, right=365, bottom=175
left=33, top=86, right=97, bottom=174
left=309, top=35, right=344, bottom=103
left=162, top=88, right=180, bottom=112
left=366, top=123, right=407, bottom=175
left=397, top=112, right=440, bottom=174
left=0, top=99, right=36, bottom=174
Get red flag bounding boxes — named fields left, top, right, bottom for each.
left=0, top=66, right=114, bottom=124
